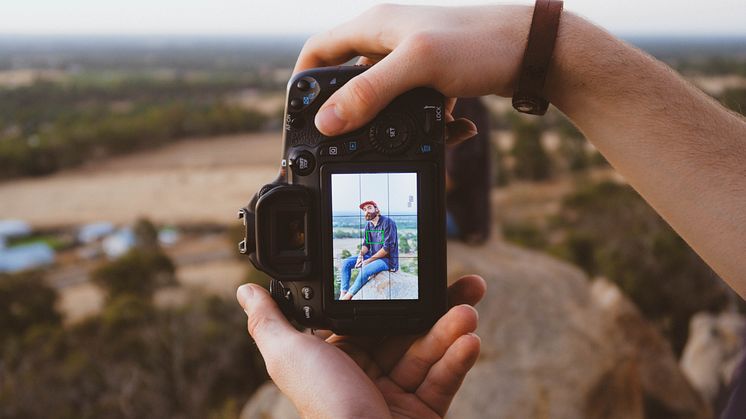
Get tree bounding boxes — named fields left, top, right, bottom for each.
left=399, top=236, right=411, bottom=254
left=556, top=116, right=589, bottom=172
left=0, top=271, right=61, bottom=345
left=512, top=119, right=552, bottom=181
left=133, top=218, right=159, bottom=250
left=550, top=180, right=735, bottom=354
left=92, top=249, right=176, bottom=301
left=721, top=87, right=746, bottom=116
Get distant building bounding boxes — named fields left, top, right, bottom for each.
left=102, top=228, right=136, bottom=259
left=0, top=242, right=55, bottom=273
left=158, top=227, right=180, bottom=246
left=77, top=222, right=115, bottom=244
left=0, top=219, right=31, bottom=239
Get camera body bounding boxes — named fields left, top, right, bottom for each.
left=239, top=65, right=447, bottom=335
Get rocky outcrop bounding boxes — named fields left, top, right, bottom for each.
left=351, top=269, right=418, bottom=300
left=680, top=311, right=745, bottom=407
left=241, top=237, right=711, bottom=419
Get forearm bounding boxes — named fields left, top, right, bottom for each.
left=368, top=248, right=388, bottom=262
left=547, top=13, right=746, bottom=295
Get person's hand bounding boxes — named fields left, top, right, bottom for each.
left=293, top=4, right=536, bottom=140
left=355, top=255, right=364, bottom=268
left=236, top=274, right=486, bottom=419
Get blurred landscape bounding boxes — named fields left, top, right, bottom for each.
left=1, top=34, right=746, bottom=418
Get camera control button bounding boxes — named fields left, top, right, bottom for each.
left=418, top=144, right=432, bottom=154
left=370, top=116, right=412, bottom=154
left=302, top=305, right=313, bottom=319
left=289, top=151, right=315, bottom=176
left=347, top=141, right=357, bottom=152
left=301, top=286, right=313, bottom=300
left=423, top=105, right=442, bottom=135
left=290, top=98, right=303, bottom=110
left=320, top=144, right=344, bottom=157
left=286, top=114, right=304, bottom=130
left=296, top=78, right=310, bottom=91
left=381, top=121, right=408, bottom=143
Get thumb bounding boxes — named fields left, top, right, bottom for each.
left=315, top=48, right=422, bottom=136
left=236, top=283, right=300, bottom=361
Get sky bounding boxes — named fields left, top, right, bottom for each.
left=332, top=173, right=418, bottom=216
left=1, top=0, right=745, bottom=37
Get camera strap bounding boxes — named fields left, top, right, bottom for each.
left=512, top=0, right=564, bottom=115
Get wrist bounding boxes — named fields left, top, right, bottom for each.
left=543, top=11, right=638, bottom=119
left=543, top=10, right=591, bottom=112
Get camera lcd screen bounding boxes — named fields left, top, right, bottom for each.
left=331, top=172, right=419, bottom=301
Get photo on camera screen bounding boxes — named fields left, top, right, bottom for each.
left=331, top=172, right=418, bottom=301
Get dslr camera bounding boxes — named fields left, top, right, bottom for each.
left=238, top=65, right=447, bottom=335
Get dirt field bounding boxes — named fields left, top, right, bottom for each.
left=0, top=128, right=617, bottom=323
left=0, top=133, right=282, bottom=227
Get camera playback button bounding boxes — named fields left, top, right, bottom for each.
left=320, top=144, right=344, bottom=157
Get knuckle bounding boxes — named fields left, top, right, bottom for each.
left=367, top=3, right=399, bottom=18
left=246, top=312, right=272, bottom=338
left=404, top=31, right=440, bottom=58
left=343, top=75, right=380, bottom=113
left=303, top=34, right=320, bottom=51
left=402, top=32, right=443, bottom=82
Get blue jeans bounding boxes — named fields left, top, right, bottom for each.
left=339, top=254, right=390, bottom=297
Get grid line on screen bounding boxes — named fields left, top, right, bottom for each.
left=331, top=172, right=418, bottom=301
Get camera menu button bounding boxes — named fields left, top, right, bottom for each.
left=301, top=286, right=313, bottom=300
left=302, top=305, right=313, bottom=319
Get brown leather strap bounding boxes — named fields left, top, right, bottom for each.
left=512, top=0, right=564, bottom=115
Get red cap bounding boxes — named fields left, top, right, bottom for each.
left=359, top=200, right=378, bottom=210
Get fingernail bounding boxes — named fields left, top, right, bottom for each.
left=315, top=104, right=346, bottom=135
left=236, top=284, right=254, bottom=310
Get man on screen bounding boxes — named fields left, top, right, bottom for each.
left=339, top=200, right=399, bottom=300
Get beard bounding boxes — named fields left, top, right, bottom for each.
left=364, top=209, right=380, bottom=221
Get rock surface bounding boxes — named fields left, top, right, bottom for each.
left=241, top=237, right=711, bottom=419
left=680, top=311, right=746, bottom=407
left=351, top=269, right=418, bottom=300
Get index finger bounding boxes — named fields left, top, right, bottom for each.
left=292, top=5, right=404, bottom=75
